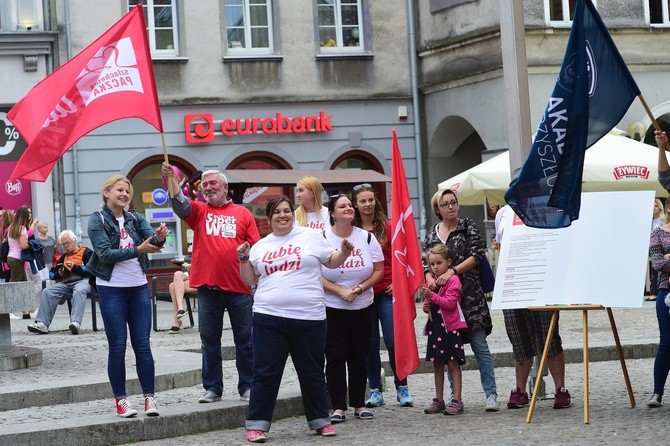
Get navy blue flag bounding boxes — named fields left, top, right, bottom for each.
left=505, top=0, right=640, bottom=228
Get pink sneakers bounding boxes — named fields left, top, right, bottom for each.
left=316, top=424, right=337, bottom=436
left=246, top=430, right=267, bottom=443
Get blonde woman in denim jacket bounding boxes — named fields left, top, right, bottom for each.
left=87, top=175, right=167, bottom=419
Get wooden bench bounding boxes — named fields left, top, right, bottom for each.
left=151, top=274, right=197, bottom=332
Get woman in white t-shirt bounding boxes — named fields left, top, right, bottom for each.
left=237, top=195, right=353, bottom=443
left=322, top=194, right=384, bottom=423
left=295, top=175, right=330, bottom=232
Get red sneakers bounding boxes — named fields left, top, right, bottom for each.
left=145, top=396, right=159, bottom=416
left=116, top=398, right=138, bottom=418
left=507, top=387, right=530, bottom=409
left=553, top=387, right=572, bottom=409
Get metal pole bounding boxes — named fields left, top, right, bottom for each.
left=406, top=0, right=426, bottom=240
left=498, top=0, right=546, bottom=398
left=63, top=0, right=83, bottom=240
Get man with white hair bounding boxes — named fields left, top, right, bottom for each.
left=27, top=230, right=93, bottom=335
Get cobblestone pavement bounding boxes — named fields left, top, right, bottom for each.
left=133, top=357, right=667, bottom=446
left=1, top=298, right=666, bottom=445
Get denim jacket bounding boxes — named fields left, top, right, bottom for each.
left=86, top=206, right=164, bottom=282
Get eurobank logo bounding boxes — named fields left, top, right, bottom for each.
left=184, top=111, right=334, bottom=143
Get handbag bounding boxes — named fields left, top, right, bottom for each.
left=0, top=239, right=9, bottom=263
left=478, top=255, right=495, bottom=293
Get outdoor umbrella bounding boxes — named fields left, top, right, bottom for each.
left=438, top=132, right=667, bottom=205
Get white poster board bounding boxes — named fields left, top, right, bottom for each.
left=491, top=190, right=654, bottom=309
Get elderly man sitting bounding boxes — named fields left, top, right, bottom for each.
left=28, top=230, right=93, bottom=335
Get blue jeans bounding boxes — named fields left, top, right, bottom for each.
left=448, top=327, right=498, bottom=398
left=653, top=288, right=670, bottom=395
left=198, top=286, right=253, bottom=396
left=246, top=313, right=330, bottom=432
left=98, top=284, right=154, bottom=398
left=366, top=292, right=407, bottom=390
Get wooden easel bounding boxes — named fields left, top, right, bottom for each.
left=525, top=305, right=635, bottom=424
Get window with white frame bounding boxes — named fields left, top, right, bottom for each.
left=545, top=0, right=597, bottom=25
left=648, top=0, right=670, bottom=25
left=0, top=0, right=44, bottom=31
left=128, top=0, right=179, bottom=57
left=317, top=0, right=363, bottom=51
left=225, top=0, right=273, bottom=52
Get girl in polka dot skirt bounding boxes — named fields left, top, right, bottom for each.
left=421, top=243, right=467, bottom=415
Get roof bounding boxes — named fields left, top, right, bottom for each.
left=223, top=169, right=391, bottom=185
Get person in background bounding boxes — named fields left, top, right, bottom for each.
left=237, top=196, right=354, bottom=443
left=647, top=212, right=670, bottom=407
left=34, top=219, right=58, bottom=270
left=351, top=183, right=413, bottom=408
left=295, top=175, right=330, bottom=232
left=648, top=199, right=667, bottom=301
left=87, top=175, right=167, bottom=418
left=162, top=162, right=260, bottom=404
left=6, top=206, right=30, bottom=284
left=421, top=243, right=467, bottom=415
left=168, top=262, right=196, bottom=334
left=423, top=189, right=500, bottom=412
left=27, top=230, right=92, bottom=335
left=495, top=203, right=571, bottom=410
left=0, top=209, right=15, bottom=283
left=323, top=194, right=384, bottom=423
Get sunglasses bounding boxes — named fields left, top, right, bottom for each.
left=353, top=183, right=372, bottom=192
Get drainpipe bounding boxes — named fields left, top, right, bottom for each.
left=406, top=0, right=426, bottom=240
left=63, top=0, right=83, bottom=240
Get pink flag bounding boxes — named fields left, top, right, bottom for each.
left=8, top=5, right=163, bottom=182
left=391, top=128, right=423, bottom=381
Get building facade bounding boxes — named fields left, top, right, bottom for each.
left=1, top=0, right=417, bottom=267
left=416, top=0, right=670, bottom=238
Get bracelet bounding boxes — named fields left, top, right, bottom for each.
left=450, top=266, right=458, bottom=275
left=238, top=255, right=250, bottom=261
left=239, top=259, right=249, bottom=264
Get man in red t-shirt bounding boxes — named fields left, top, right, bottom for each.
left=163, top=163, right=260, bottom=403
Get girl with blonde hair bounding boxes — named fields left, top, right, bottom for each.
left=295, top=175, right=330, bottom=232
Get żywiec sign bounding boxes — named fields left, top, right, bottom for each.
left=184, top=111, right=334, bottom=143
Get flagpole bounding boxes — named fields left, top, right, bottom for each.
left=160, top=132, right=180, bottom=197
left=160, top=132, right=169, bottom=163
left=638, top=94, right=661, bottom=131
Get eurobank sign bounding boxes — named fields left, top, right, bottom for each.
left=184, top=111, right=334, bottom=143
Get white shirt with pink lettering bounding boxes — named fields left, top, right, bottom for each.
left=304, top=206, right=330, bottom=233
left=249, top=225, right=335, bottom=320
left=322, top=226, right=383, bottom=311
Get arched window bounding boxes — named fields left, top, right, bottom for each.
left=330, top=150, right=388, bottom=211
left=228, top=151, right=291, bottom=236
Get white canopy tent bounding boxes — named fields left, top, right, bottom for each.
left=438, top=132, right=668, bottom=205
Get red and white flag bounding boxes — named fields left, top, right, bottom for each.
left=8, top=5, right=163, bottom=182
left=391, top=128, right=423, bottom=381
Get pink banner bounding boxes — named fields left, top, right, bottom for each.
left=0, top=112, right=32, bottom=211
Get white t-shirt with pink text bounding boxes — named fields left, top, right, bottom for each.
left=96, top=215, right=147, bottom=288
left=249, top=225, right=335, bottom=320
left=303, top=206, right=330, bottom=233
left=322, top=226, right=383, bottom=310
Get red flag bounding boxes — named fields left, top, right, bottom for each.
left=7, top=5, right=163, bottom=182
left=391, top=128, right=423, bottom=381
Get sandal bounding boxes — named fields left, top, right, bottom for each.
left=354, top=410, right=374, bottom=420
left=168, top=325, right=183, bottom=334
left=330, top=413, right=346, bottom=423
left=177, top=309, right=188, bottom=319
